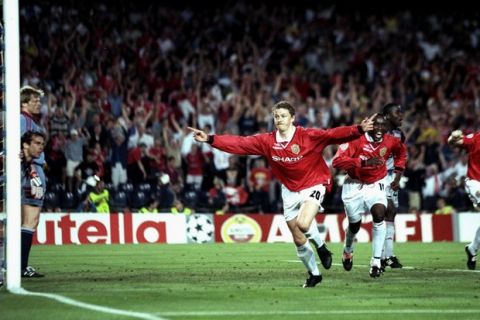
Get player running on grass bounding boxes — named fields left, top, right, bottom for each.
left=448, top=129, right=480, bottom=270
left=381, top=103, right=407, bottom=270
left=189, top=100, right=374, bottom=287
left=332, top=113, right=407, bottom=277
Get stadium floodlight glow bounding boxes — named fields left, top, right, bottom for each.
left=4, top=0, right=22, bottom=291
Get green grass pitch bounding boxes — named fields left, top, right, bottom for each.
left=1, top=242, right=479, bottom=320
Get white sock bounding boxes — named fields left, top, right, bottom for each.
left=305, top=220, right=324, bottom=249
left=468, top=227, right=480, bottom=254
left=372, top=221, right=386, bottom=265
left=344, top=227, right=356, bottom=254
left=384, top=221, right=395, bottom=258
left=370, top=257, right=381, bottom=268
left=296, top=241, right=320, bottom=276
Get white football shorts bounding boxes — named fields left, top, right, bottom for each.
left=342, top=175, right=389, bottom=223
left=465, top=178, right=480, bottom=209
left=281, top=183, right=326, bottom=221
left=385, top=170, right=399, bottom=207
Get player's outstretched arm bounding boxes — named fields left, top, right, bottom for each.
left=187, top=127, right=209, bottom=143
left=322, top=113, right=376, bottom=146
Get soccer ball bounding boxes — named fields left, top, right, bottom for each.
left=186, top=214, right=214, bottom=243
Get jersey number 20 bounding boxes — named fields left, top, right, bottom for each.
left=309, top=190, right=321, bottom=200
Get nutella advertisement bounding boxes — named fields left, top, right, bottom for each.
left=32, top=212, right=478, bottom=245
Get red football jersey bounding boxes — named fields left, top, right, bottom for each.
left=332, top=133, right=407, bottom=184
left=211, top=125, right=363, bottom=192
left=462, top=131, right=480, bottom=180
left=186, top=151, right=204, bottom=176
left=249, top=167, right=272, bottom=192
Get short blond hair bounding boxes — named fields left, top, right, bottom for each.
left=20, top=85, right=44, bottom=105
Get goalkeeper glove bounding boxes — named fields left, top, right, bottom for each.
left=29, top=165, right=44, bottom=199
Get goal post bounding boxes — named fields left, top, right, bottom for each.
left=3, top=0, right=22, bottom=291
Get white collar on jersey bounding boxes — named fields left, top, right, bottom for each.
left=276, top=126, right=296, bottom=143
left=365, top=132, right=383, bottom=143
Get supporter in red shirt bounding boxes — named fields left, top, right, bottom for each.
left=148, top=137, right=166, bottom=172
left=127, top=143, right=149, bottom=184
left=185, top=144, right=205, bottom=190
left=248, top=157, right=272, bottom=213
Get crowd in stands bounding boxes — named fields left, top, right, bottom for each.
left=19, top=1, right=480, bottom=213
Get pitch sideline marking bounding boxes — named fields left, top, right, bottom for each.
left=284, top=260, right=480, bottom=273
left=10, top=288, right=168, bottom=320
left=162, top=309, right=480, bottom=317
left=158, top=309, right=480, bottom=317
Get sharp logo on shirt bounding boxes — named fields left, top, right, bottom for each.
left=271, top=155, right=303, bottom=163
left=379, top=147, right=387, bottom=157
left=290, top=144, right=300, bottom=154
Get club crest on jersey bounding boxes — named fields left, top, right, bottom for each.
left=379, top=147, right=387, bottom=157
left=290, top=144, right=300, bottom=154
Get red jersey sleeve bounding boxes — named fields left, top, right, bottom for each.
left=463, top=132, right=480, bottom=180
left=211, top=134, right=267, bottom=156
left=332, top=141, right=362, bottom=170
left=463, top=132, right=479, bottom=151
left=392, top=140, right=408, bottom=172
left=314, top=125, right=363, bottom=145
